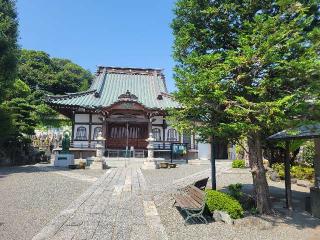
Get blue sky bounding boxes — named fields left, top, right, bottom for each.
left=16, top=0, right=177, bottom=92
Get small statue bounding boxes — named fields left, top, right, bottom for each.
left=61, top=132, right=70, bottom=154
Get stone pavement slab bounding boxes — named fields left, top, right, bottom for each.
left=32, top=167, right=168, bottom=240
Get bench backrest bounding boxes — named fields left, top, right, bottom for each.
left=193, top=177, right=209, bottom=190
left=185, top=185, right=206, bottom=206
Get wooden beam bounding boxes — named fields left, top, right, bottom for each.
left=284, top=140, right=293, bottom=210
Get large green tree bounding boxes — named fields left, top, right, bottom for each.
left=17, top=49, right=93, bottom=128
left=172, top=0, right=319, bottom=213
left=0, top=0, right=19, bottom=101
left=0, top=0, right=19, bottom=144
left=18, top=49, right=92, bottom=94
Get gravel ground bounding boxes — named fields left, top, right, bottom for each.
left=142, top=164, right=211, bottom=190
left=0, top=164, right=103, bottom=240
left=147, top=164, right=320, bottom=240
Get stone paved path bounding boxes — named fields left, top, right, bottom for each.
left=33, top=167, right=168, bottom=240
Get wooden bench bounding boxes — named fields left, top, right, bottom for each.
left=193, top=177, right=209, bottom=190
left=173, top=185, right=208, bottom=224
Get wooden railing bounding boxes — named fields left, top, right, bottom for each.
left=65, top=141, right=198, bottom=150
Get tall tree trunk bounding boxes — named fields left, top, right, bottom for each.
left=247, top=132, right=272, bottom=214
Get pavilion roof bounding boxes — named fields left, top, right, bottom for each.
left=46, top=66, right=179, bottom=110
left=267, top=123, right=320, bottom=141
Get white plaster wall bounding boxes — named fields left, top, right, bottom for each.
left=151, top=116, right=163, bottom=124
left=74, top=124, right=89, bottom=140
left=92, top=114, right=103, bottom=123
left=198, top=143, right=211, bottom=160
left=75, top=114, right=89, bottom=122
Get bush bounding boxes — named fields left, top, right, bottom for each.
left=205, top=190, right=244, bottom=219
left=272, top=163, right=314, bottom=180
left=227, top=183, right=256, bottom=211
left=232, top=159, right=245, bottom=168
left=301, top=141, right=315, bottom=166
left=272, top=163, right=285, bottom=179
left=228, top=183, right=243, bottom=199
left=291, top=165, right=314, bottom=180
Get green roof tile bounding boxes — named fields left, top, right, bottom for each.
left=46, top=67, right=179, bottom=110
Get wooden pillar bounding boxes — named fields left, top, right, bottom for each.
left=88, top=113, right=92, bottom=147
left=284, top=140, right=293, bottom=210
left=102, top=116, right=107, bottom=149
left=162, top=118, right=167, bottom=149
left=314, top=138, right=320, bottom=188
left=148, top=118, right=152, bottom=135
left=71, top=112, right=75, bottom=143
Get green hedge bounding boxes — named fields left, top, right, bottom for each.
left=272, top=163, right=314, bottom=180
left=205, top=190, right=244, bottom=219
left=232, top=159, right=245, bottom=168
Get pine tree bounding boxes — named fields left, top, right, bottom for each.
left=171, top=0, right=319, bottom=213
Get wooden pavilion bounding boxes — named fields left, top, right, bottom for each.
left=268, top=123, right=320, bottom=217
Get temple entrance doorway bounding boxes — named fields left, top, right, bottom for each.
left=106, top=122, right=149, bottom=150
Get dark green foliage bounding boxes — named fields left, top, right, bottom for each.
left=0, top=0, right=19, bottom=101
left=301, top=141, right=315, bottom=166
left=272, top=163, right=314, bottom=180
left=205, top=189, right=244, bottom=219
left=227, top=183, right=256, bottom=211
left=232, top=159, right=245, bottom=168
left=228, top=183, right=243, bottom=199
left=12, top=49, right=92, bottom=128
left=0, top=105, right=14, bottom=143
left=18, top=49, right=92, bottom=94
left=171, top=0, right=320, bottom=213
left=4, top=98, right=36, bottom=136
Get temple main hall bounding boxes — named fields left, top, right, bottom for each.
left=46, top=66, right=204, bottom=160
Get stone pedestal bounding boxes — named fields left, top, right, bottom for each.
left=54, top=154, right=74, bottom=167
left=142, top=133, right=159, bottom=169
left=310, top=187, right=320, bottom=219
left=142, top=160, right=158, bottom=169
left=90, top=132, right=106, bottom=170
left=90, top=158, right=105, bottom=170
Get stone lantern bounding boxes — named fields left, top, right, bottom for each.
left=142, top=133, right=159, bottom=169
left=90, top=132, right=106, bottom=169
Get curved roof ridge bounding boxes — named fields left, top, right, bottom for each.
left=46, top=89, right=96, bottom=101
left=95, top=68, right=107, bottom=97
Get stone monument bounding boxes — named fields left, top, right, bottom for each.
left=90, top=132, right=107, bottom=170
left=142, top=133, right=159, bottom=169
left=54, top=132, right=74, bottom=167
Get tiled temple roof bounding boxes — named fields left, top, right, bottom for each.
left=46, top=66, right=179, bottom=110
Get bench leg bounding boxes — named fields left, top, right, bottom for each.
left=184, top=209, right=208, bottom=225
left=172, top=199, right=176, bottom=207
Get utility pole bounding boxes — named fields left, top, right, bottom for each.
left=210, top=136, right=216, bottom=190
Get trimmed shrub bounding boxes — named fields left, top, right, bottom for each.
left=228, top=183, right=243, bottom=199
left=205, top=190, right=244, bottom=219
left=272, top=163, right=314, bottom=180
left=232, top=159, right=245, bottom=168
left=291, top=165, right=314, bottom=180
